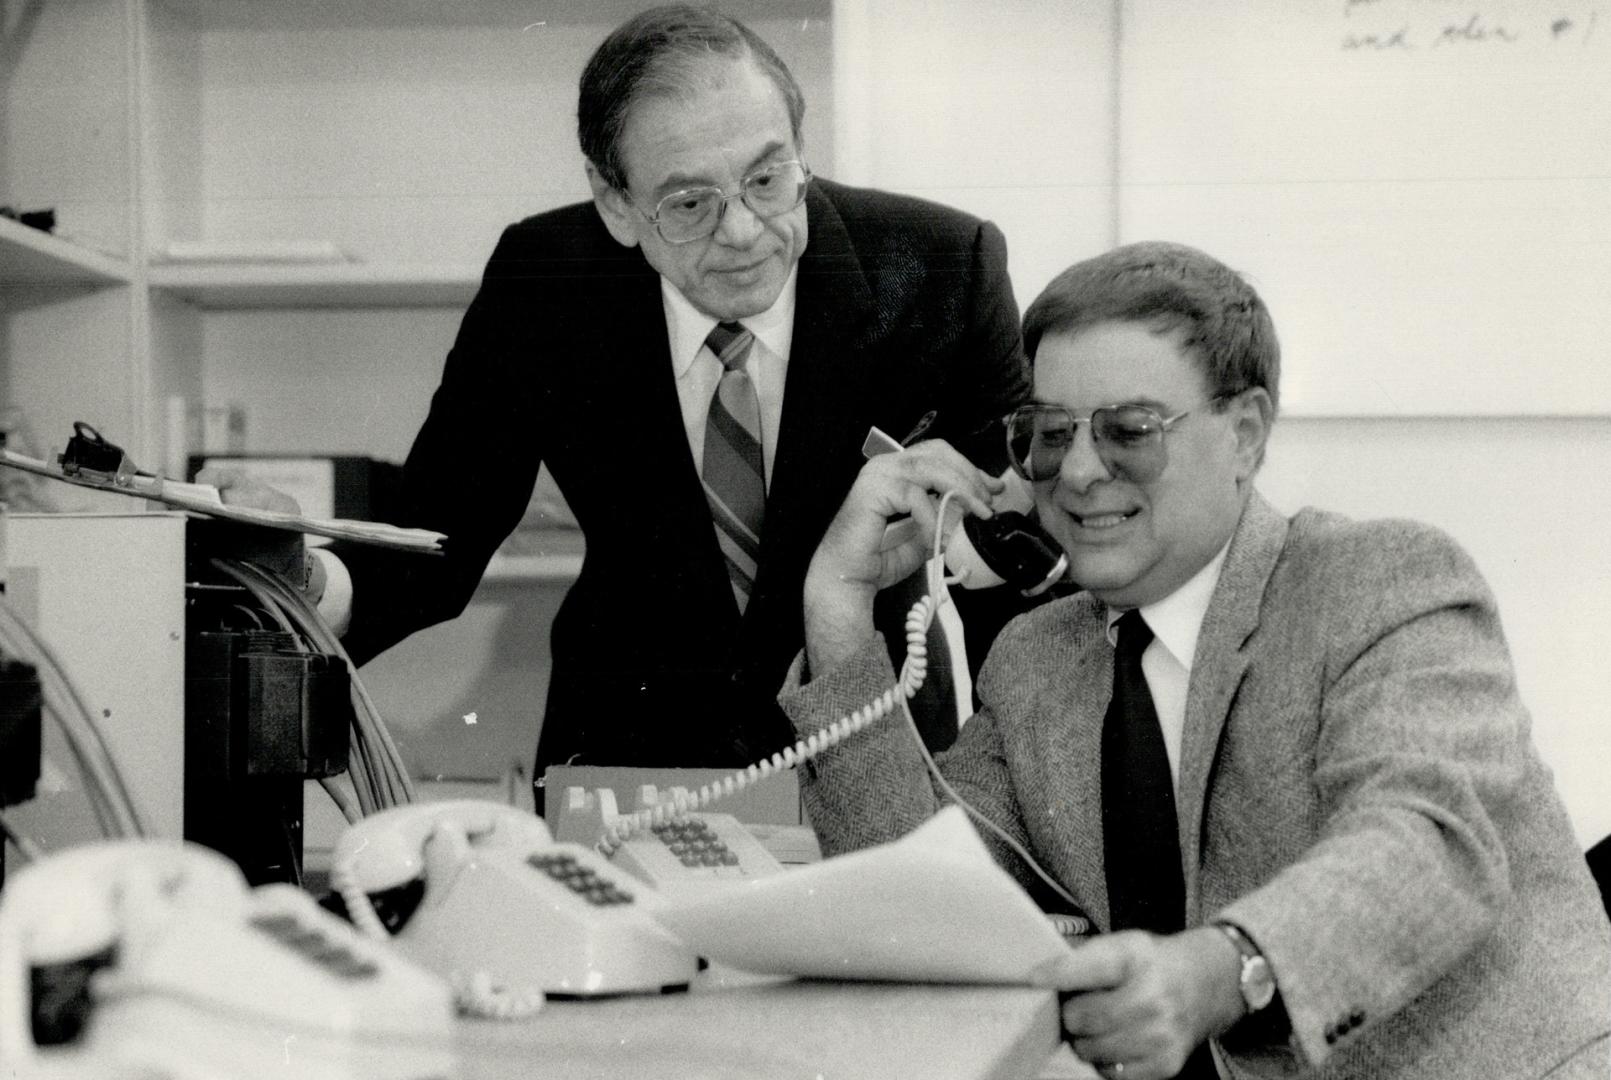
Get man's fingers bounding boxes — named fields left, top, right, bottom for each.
left=1053, top=933, right=1135, bottom=993
left=876, top=440, right=1000, bottom=520
left=196, top=467, right=302, bottom=514
left=878, top=518, right=920, bottom=552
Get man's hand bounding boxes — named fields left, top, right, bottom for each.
left=802, top=440, right=1001, bottom=678
left=1057, top=927, right=1245, bottom=1080
left=195, top=466, right=303, bottom=515
left=194, top=467, right=324, bottom=600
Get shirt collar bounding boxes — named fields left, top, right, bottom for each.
left=663, top=265, right=799, bottom=378
left=1105, top=540, right=1232, bottom=673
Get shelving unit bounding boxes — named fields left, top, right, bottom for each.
left=0, top=0, right=831, bottom=784
left=145, top=261, right=482, bottom=310
left=0, top=216, right=132, bottom=284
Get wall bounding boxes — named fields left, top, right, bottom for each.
left=831, top=0, right=1611, bottom=844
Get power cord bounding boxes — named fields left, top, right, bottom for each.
left=0, top=595, right=145, bottom=839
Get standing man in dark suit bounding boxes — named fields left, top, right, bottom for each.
left=213, top=6, right=1029, bottom=784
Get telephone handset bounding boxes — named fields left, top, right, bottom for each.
left=942, top=465, right=1068, bottom=597
left=330, top=800, right=699, bottom=1017
left=0, top=839, right=455, bottom=1080
left=864, top=424, right=1069, bottom=598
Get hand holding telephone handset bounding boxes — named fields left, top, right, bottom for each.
left=0, top=839, right=455, bottom=1080
left=862, top=424, right=1067, bottom=598
left=329, top=800, right=698, bottom=1019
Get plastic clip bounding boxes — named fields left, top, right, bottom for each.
left=57, top=422, right=137, bottom=486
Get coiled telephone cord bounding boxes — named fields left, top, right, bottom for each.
left=331, top=826, right=545, bottom=1020
left=594, top=492, right=1091, bottom=934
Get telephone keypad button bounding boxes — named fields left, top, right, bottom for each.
left=653, top=816, right=741, bottom=872
left=527, top=852, right=635, bottom=906
left=248, top=913, right=377, bottom=981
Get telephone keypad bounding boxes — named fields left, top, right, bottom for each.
left=249, top=912, right=379, bottom=980
left=527, top=852, right=635, bottom=906
left=652, top=819, right=743, bottom=871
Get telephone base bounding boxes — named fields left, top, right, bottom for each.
left=557, top=785, right=788, bottom=895
left=397, top=841, right=699, bottom=998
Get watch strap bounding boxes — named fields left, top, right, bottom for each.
left=1215, top=920, right=1276, bottom=1014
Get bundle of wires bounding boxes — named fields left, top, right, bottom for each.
left=0, top=594, right=145, bottom=852
left=208, top=558, right=415, bottom=822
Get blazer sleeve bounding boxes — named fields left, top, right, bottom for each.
left=331, top=222, right=549, bottom=666
left=1216, top=523, right=1541, bottom=1068
left=778, top=633, right=1039, bottom=883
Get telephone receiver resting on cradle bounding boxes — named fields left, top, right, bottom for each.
left=330, top=799, right=698, bottom=1016
left=0, top=839, right=455, bottom=1080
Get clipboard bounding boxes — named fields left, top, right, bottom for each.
left=0, top=423, right=445, bottom=554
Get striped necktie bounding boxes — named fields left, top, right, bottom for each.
left=702, top=321, right=765, bottom=614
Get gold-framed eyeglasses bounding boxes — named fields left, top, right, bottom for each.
left=639, top=160, right=812, bottom=244
left=1004, top=397, right=1229, bottom=483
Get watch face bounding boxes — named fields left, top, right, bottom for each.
left=1243, top=955, right=1277, bottom=1011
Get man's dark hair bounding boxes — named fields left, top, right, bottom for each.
left=579, top=4, right=806, bottom=192
left=1022, top=241, right=1281, bottom=414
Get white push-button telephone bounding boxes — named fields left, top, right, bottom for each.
left=553, top=785, right=785, bottom=896
left=0, top=839, right=456, bottom=1080
left=329, top=800, right=699, bottom=1019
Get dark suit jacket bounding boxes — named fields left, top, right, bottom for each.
left=333, top=179, right=1030, bottom=777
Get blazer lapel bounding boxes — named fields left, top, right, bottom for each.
left=1032, top=597, right=1115, bottom=925
left=1176, top=492, right=1289, bottom=917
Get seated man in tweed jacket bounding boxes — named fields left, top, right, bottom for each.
left=779, top=241, right=1611, bottom=1079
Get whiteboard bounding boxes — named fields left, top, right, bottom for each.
left=1116, top=0, right=1611, bottom=416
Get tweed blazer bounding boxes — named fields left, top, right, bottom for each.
left=782, top=492, right=1611, bottom=1078
left=330, top=179, right=1029, bottom=777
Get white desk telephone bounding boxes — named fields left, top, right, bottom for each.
left=553, top=785, right=786, bottom=896
left=0, top=839, right=456, bottom=1080
left=330, top=800, right=698, bottom=1018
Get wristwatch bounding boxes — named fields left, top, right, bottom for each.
left=1214, top=921, right=1276, bottom=1014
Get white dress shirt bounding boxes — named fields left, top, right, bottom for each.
left=1104, top=541, right=1231, bottom=792
left=661, top=268, right=797, bottom=487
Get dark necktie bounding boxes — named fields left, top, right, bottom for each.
left=702, top=321, right=765, bottom=614
left=1102, top=612, right=1220, bottom=1079
left=1101, top=610, right=1184, bottom=933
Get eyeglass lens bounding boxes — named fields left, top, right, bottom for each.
left=1005, top=405, right=1172, bottom=483
left=654, top=162, right=809, bottom=243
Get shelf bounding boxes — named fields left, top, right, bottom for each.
left=146, top=262, right=483, bottom=309
left=0, top=217, right=132, bottom=286
left=156, top=0, right=830, bottom=31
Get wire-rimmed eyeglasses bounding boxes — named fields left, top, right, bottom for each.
left=638, top=160, right=812, bottom=244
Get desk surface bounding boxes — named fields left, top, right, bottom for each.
left=456, top=973, right=1061, bottom=1080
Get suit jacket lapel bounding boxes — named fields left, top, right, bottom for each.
left=607, top=268, right=705, bottom=492
left=1015, top=595, right=1115, bottom=924
left=764, top=183, right=878, bottom=552
left=1176, top=491, right=1289, bottom=916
